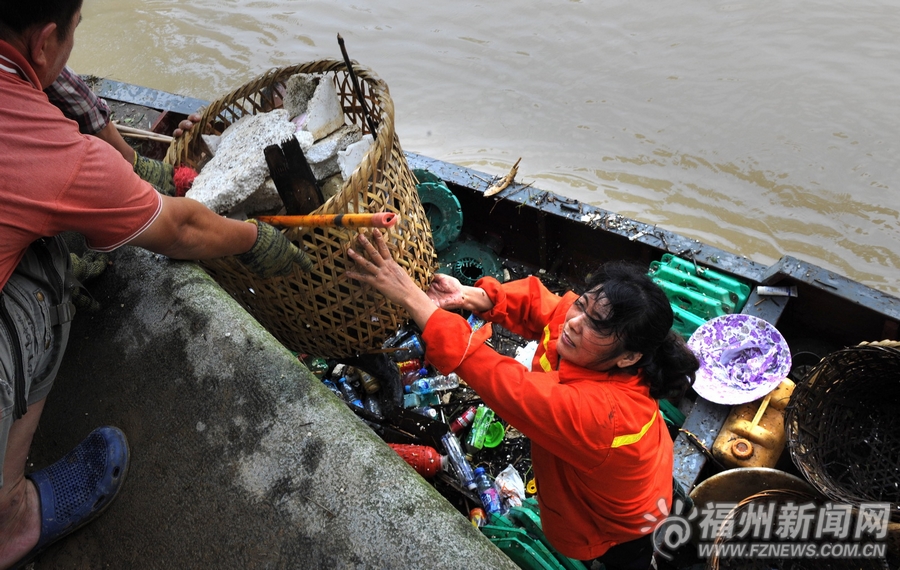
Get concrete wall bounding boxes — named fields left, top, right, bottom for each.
left=30, top=245, right=517, bottom=570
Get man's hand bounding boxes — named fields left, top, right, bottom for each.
left=133, top=153, right=176, bottom=196
left=173, top=112, right=203, bottom=138
left=69, top=251, right=110, bottom=311
left=236, top=220, right=314, bottom=278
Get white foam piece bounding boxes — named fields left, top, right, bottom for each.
left=338, top=134, right=374, bottom=180
left=304, top=79, right=346, bottom=141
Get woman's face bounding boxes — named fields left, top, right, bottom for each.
left=557, top=293, right=640, bottom=371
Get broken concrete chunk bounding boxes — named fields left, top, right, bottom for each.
left=294, top=130, right=314, bottom=151
left=201, top=134, right=222, bottom=156
left=338, top=134, right=374, bottom=180
left=186, top=109, right=296, bottom=216
left=304, top=124, right=362, bottom=181
left=283, top=74, right=318, bottom=119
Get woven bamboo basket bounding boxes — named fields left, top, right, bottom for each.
left=785, top=340, right=900, bottom=522
left=165, top=60, right=436, bottom=357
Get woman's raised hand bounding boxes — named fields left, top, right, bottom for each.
left=346, top=229, right=440, bottom=328
left=427, top=273, right=465, bottom=310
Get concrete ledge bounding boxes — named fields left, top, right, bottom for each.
left=30, top=246, right=517, bottom=569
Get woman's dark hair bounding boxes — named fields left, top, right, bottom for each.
left=582, top=261, right=699, bottom=399
left=0, top=0, right=83, bottom=40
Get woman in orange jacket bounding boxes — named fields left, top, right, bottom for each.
left=348, top=229, right=699, bottom=570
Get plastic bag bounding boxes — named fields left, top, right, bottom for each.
left=494, top=464, right=525, bottom=512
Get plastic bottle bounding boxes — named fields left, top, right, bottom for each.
left=392, top=332, right=425, bottom=361
left=321, top=378, right=343, bottom=399
left=473, top=467, right=501, bottom=520
left=388, top=443, right=447, bottom=479
left=396, top=359, right=423, bottom=374
left=441, top=433, right=477, bottom=491
left=336, top=376, right=363, bottom=408
left=358, top=371, right=381, bottom=394
left=466, top=405, right=496, bottom=451
left=412, top=406, right=438, bottom=420
left=363, top=394, right=383, bottom=418
left=408, top=372, right=460, bottom=395
left=469, top=507, right=487, bottom=528
left=401, top=368, right=428, bottom=387
left=449, top=405, right=478, bottom=434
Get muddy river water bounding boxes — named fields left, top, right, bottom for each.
left=70, top=0, right=900, bottom=296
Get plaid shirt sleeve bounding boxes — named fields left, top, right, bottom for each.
left=44, top=66, right=111, bottom=135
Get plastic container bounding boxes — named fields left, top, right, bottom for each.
left=408, top=372, right=460, bottom=394
left=321, top=378, right=343, bottom=399
left=392, top=332, right=425, bottom=361
left=474, top=467, right=502, bottom=520
left=483, top=421, right=506, bottom=448
left=363, top=394, right=382, bottom=418
left=652, top=277, right=731, bottom=319
left=396, top=359, right=423, bottom=374
left=449, top=405, right=478, bottom=434
left=469, top=507, right=488, bottom=528
left=671, top=304, right=708, bottom=340
left=387, top=443, right=446, bottom=479
left=401, top=368, right=428, bottom=387
left=466, top=405, right=496, bottom=451
left=659, top=253, right=751, bottom=309
left=712, top=378, right=795, bottom=468
left=336, top=376, right=363, bottom=408
left=648, top=262, right=739, bottom=310
left=358, top=371, right=381, bottom=394
left=442, top=433, right=477, bottom=490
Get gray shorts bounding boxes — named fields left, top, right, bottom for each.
left=0, top=237, right=73, bottom=487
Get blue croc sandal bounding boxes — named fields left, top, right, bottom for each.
left=13, top=426, right=129, bottom=569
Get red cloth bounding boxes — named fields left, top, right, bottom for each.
left=422, top=276, right=673, bottom=560
left=0, top=40, right=161, bottom=289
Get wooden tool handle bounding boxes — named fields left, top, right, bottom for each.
left=256, top=212, right=398, bottom=229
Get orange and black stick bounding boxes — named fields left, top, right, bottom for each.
left=255, top=212, right=398, bottom=229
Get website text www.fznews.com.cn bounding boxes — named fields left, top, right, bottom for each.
left=698, top=541, right=887, bottom=559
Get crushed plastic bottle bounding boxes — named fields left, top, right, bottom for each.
left=408, top=372, right=460, bottom=395
left=441, top=433, right=476, bottom=491
left=474, top=467, right=502, bottom=520
left=401, top=367, right=428, bottom=387
left=321, top=378, right=343, bottom=399
left=363, top=394, right=383, bottom=418
left=336, top=376, right=363, bottom=408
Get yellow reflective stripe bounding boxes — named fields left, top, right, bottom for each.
left=611, top=410, right=658, bottom=449
left=538, top=324, right=553, bottom=372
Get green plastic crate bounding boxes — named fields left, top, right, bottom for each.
left=648, top=262, right=738, bottom=311
left=652, top=278, right=731, bottom=320
left=670, top=304, right=707, bottom=339
left=659, top=254, right=751, bottom=311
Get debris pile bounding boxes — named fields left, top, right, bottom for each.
left=186, top=73, right=374, bottom=218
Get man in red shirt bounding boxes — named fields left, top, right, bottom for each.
left=0, top=2, right=311, bottom=567
left=348, top=229, right=699, bottom=570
